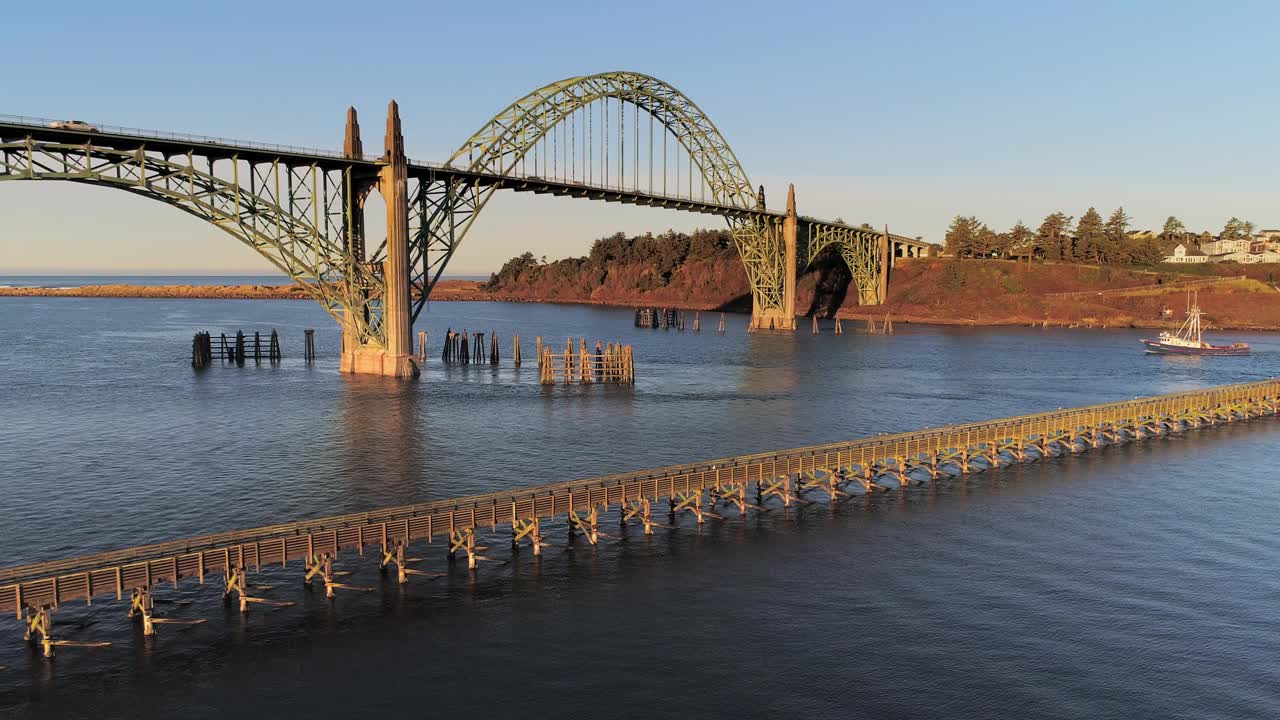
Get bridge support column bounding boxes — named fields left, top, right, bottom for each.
left=749, top=185, right=798, bottom=332
left=877, top=227, right=890, bottom=304
left=340, top=101, right=420, bottom=379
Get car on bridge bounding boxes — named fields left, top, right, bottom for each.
left=49, top=119, right=98, bottom=133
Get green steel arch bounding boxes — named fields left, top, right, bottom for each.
left=450, top=71, right=757, bottom=208
left=410, top=71, right=788, bottom=321
left=803, top=224, right=887, bottom=307
left=0, top=138, right=386, bottom=344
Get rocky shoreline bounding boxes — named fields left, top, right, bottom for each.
left=6, top=264, right=1280, bottom=333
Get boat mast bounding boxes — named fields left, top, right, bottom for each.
left=1189, top=290, right=1202, bottom=345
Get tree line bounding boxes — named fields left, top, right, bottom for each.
left=485, top=229, right=737, bottom=290
left=944, top=211, right=1260, bottom=265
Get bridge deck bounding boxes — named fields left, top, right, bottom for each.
left=0, top=116, right=925, bottom=246
left=2, top=379, right=1276, bottom=617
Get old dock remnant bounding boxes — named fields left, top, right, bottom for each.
left=191, top=330, right=282, bottom=367
left=634, top=307, right=682, bottom=329
left=540, top=338, right=635, bottom=384
left=3, top=379, right=1278, bottom=658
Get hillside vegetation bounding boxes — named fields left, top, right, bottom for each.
left=485, top=230, right=1280, bottom=330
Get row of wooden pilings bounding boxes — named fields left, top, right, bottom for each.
left=635, top=308, right=723, bottom=333
left=3, top=380, right=1278, bottom=658
left=435, top=329, right=514, bottom=366
left=191, top=329, right=319, bottom=368
left=191, top=330, right=282, bottom=367
left=423, top=331, right=634, bottom=384
left=806, top=315, right=894, bottom=335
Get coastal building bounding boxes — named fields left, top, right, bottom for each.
left=1215, top=250, right=1280, bottom=264
left=1199, top=238, right=1252, bottom=256
left=1163, top=243, right=1209, bottom=264
left=1257, top=231, right=1280, bottom=252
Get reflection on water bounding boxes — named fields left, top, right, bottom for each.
left=2, top=297, right=1280, bottom=718
left=337, top=377, right=422, bottom=500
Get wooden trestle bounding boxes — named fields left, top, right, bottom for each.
left=2, top=379, right=1279, bottom=655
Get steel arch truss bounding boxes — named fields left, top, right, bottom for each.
left=805, top=223, right=884, bottom=306
left=392, top=71, right=787, bottom=319
left=0, top=137, right=389, bottom=345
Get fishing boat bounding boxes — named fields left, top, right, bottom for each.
left=1141, top=292, right=1249, bottom=356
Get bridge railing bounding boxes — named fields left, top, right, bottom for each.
left=0, top=113, right=387, bottom=164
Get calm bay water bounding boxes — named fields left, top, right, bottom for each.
left=2, top=295, right=1280, bottom=718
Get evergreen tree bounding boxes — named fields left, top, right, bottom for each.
left=1161, top=216, right=1186, bottom=243
left=944, top=215, right=984, bottom=258
left=1007, top=220, right=1034, bottom=253
left=1221, top=217, right=1251, bottom=242
left=1131, top=235, right=1165, bottom=265
left=1103, top=207, right=1131, bottom=264
left=1037, top=212, right=1074, bottom=261
left=974, top=225, right=1001, bottom=257
left=1075, top=208, right=1105, bottom=263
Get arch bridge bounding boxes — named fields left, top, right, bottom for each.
left=0, top=71, right=928, bottom=377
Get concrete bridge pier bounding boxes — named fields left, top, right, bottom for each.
left=340, top=101, right=420, bottom=379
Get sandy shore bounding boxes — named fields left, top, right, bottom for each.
left=0, top=279, right=488, bottom=301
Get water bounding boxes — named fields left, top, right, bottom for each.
left=2, top=296, right=1280, bottom=718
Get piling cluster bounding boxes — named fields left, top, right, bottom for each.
left=539, top=338, right=635, bottom=384
left=191, top=330, right=282, bottom=367
left=439, top=328, right=507, bottom=365
left=634, top=308, right=722, bottom=333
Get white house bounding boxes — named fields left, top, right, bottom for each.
left=1164, top=244, right=1209, bottom=263
left=1215, top=250, right=1280, bottom=264
left=1200, top=238, right=1252, bottom=256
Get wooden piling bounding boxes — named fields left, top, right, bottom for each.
left=304, top=329, right=315, bottom=361
left=192, top=332, right=211, bottom=368
left=234, top=331, right=246, bottom=364
left=834, top=317, right=843, bottom=335
left=270, top=329, right=281, bottom=361
left=812, top=315, right=819, bottom=335
left=253, top=331, right=262, bottom=361
left=490, top=331, right=499, bottom=365
left=417, top=330, right=427, bottom=363
left=694, top=311, right=701, bottom=332
left=718, top=313, right=725, bottom=333
left=513, top=334, right=521, bottom=367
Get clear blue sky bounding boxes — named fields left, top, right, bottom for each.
left=3, top=0, right=1278, bottom=274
